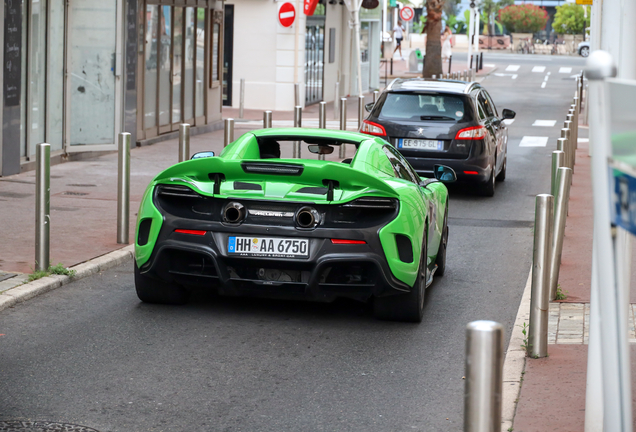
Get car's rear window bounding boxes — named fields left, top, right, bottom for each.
left=378, top=93, right=467, bottom=122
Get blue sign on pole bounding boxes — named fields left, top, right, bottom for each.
left=612, top=168, right=636, bottom=236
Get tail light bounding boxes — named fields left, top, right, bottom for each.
left=455, top=125, right=486, bottom=140
left=360, top=120, right=387, bottom=136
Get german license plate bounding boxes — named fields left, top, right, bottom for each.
left=228, top=236, right=309, bottom=258
left=399, top=139, right=443, bottom=150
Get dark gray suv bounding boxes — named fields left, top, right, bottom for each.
left=360, top=78, right=515, bottom=196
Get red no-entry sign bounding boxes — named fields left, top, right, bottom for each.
left=400, top=6, right=414, bottom=21
left=279, top=2, right=296, bottom=27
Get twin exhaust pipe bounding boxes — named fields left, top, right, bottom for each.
left=223, top=202, right=320, bottom=228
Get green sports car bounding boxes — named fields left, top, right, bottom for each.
left=134, top=128, right=454, bottom=322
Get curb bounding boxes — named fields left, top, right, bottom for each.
left=0, top=245, right=135, bottom=313
left=501, top=268, right=532, bottom=431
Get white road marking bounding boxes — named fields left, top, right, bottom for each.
left=503, top=119, right=515, bottom=125
left=544, top=75, right=549, bottom=81
left=484, top=63, right=496, bottom=68
left=519, top=136, right=549, bottom=147
left=494, top=73, right=518, bottom=79
left=559, top=67, right=572, bottom=73
left=512, top=74, right=518, bottom=79
left=541, top=81, right=547, bottom=88
left=505, top=65, right=520, bottom=72
left=547, top=72, right=551, bottom=75
left=532, top=66, right=546, bottom=73
left=532, top=120, right=557, bottom=127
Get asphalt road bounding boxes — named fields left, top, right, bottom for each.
left=0, top=53, right=587, bottom=431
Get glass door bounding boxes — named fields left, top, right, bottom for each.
left=66, top=0, right=122, bottom=151
left=304, top=23, right=324, bottom=105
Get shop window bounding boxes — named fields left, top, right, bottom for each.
left=210, top=10, right=223, bottom=87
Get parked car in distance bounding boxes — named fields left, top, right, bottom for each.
left=360, top=78, right=515, bottom=196
left=578, top=41, right=590, bottom=57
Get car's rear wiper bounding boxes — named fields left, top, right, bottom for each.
left=420, top=115, right=456, bottom=121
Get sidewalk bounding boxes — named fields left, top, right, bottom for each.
left=510, top=136, right=636, bottom=431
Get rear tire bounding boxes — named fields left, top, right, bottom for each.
left=480, top=166, right=496, bottom=197
left=434, top=212, right=448, bottom=277
left=496, top=156, right=507, bottom=182
left=134, top=263, right=189, bottom=305
left=373, top=240, right=427, bottom=323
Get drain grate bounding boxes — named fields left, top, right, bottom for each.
left=449, top=217, right=534, bottom=229
left=62, top=192, right=88, bottom=196
left=0, top=421, right=100, bottom=431
left=66, top=184, right=97, bottom=188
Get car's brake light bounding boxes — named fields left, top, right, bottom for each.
left=455, top=125, right=487, bottom=140
left=174, top=229, right=207, bottom=236
left=464, top=171, right=479, bottom=175
left=331, top=239, right=367, bottom=244
left=360, top=120, right=386, bottom=136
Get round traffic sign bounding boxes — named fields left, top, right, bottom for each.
left=400, top=6, right=414, bottom=21
left=279, top=2, right=296, bottom=27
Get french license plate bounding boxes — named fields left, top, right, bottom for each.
left=399, top=139, right=443, bottom=150
left=228, top=236, right=309, bottom=258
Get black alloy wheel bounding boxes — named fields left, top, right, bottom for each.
left=480, top=164, right=496, bottom=197
left=496, top=155, right=507, bottom=182
left=373, top=238, right=427, bottom=323
left=134, top=263, right=189, bottom=305
left=434, top=210, right=448, bottom=277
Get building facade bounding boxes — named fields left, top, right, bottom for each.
left=222, top=0, right=381, bottom=111
left=0, top=0, right=224, bottom=177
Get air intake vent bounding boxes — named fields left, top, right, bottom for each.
left=395, top=235, right=413, bottom=263
left=137, top=219, right=152, bottom=246
left=157, top=184, right=202, bottom=199
left=343, top=197, right=398, bottom=209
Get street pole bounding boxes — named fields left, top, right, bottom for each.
left=263, top=111, right=272, bottom=129
left=293, top=106, right=302, bottom=158
left=358, top=95, right=365, bottom=130
left=35, top=143, right=50, bottom=271
left=529, top=193, right=554, bottom=358
left=179, top=124, right=190, bottom=162
left=117, top=133, right=131, bottom=245
left=464, top=320, right=504, bottom=432
left=339, top=97, right=347, bottom=158
left=549, top=167, right=573, bottom=300
left=319, top=102, right=327, bottom=160
left=467, top=2, right=474, bottom=70
left=239, top=78, right=245, bottom=119
left=585, top=50, right=632, bottom=432
left=224, top=118, right=234, bottom=147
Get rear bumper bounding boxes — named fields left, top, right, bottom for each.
left=137, top=219, right=412, bottom=303
left=406, top=155, right=492, bottom=183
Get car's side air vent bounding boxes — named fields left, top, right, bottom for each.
left=297, top=186, right=327, bottom=195
left=343, top=197, right=398, bottom=209
left=395, top=235, right=413, bottom=263
left=241, top=162, right=304, bottom=176
left=234, top=181, right=262, bottom=191
left=157, top=184, right=202, bottom=199
left=137, top=218, right=152, bottom=246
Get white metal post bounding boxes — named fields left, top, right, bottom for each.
left=585, top=51, right=632, bottom=432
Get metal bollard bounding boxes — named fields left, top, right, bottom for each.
left=551, top=150, right=565, bottom=199
left=294, top=83, right=300, bottom=107
left=224, top=118, right=234, bottom=147
left=549, top=167, right=573, bottom=300
left=470, top=54, right=473, bottom=70
left=358, top=95, right=365, bottom=130
left=463, top=70, right=468, bottom=81
left=583, top=83, right=589, bottom=126
left=339, top=97, right=347, bottom=158
left=239, top=78, right=245, bottom=119
left=293, top=106, right=302, bottom=158
left=572, top=99, right=579, bottom=149
left=479, top=52, right=484, bottom=71
left=263, top=111, right=272, bottom=128
left=567, top=109, right=577, bottom=154
left=319, top=102, right=327, bottom=160
left=318, top=102, right=326, bottom=129
left=179, top=124, right=190, bottom=162
left=448, top=55, right=452, bottom=74
left=529, top=194, right=554, bottom=358
left=373, top=90, right=379, bottom=104
left=432, top=74, right=436, bottom=80
left=35, top=143, right=51, bottom=271
left=334, top=82, right=340, bottom=120
left=464, top=320, right=504, bottom=432
left=562, top=124, right=573, bottom=171
left=117, top=133, right=131, bottom=245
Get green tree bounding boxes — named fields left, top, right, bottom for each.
left=480, top=0, right=514, bottom=35
left=445, top=14, right=466, bottom=34
left=498, top=4, right=548, bottom=33
left=552, top=3, right=590, bottom=35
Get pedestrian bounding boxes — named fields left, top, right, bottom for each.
left=393, top=20, right=405, bottom=60
left=441, top=25, right=452, bottom=63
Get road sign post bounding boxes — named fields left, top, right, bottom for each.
left=400, top=6, right=414, bottom=22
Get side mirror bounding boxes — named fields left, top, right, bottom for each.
left=434, top=164, right=457, bottom=183
left=365, top=102, right=375, bottom=113
left=502, top=108, right=516, bottom=119
left=191, top=151, right=215, bottom=160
